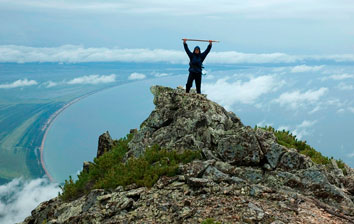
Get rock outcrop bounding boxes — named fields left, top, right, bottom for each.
left=97, top=131, right=114, bottom=158
left=22, top=86, right=354, bottom=224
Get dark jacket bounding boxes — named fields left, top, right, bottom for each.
left=184, top=43, right=212, bottom=74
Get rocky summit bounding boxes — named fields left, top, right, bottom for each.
left=22, top=86, right=354, bottom=224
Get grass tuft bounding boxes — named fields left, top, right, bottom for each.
left=59, top=133, right=201, bottom=201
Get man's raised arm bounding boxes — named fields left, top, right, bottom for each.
left=183, top=39, right=192, bottom=58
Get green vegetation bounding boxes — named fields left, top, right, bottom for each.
left=255, top=126, right=347, bottom=173
left=201, top=218, right=221, bottom=224
left=60, top=133, right=201, bottom=201
left=336, top=159, right=348, bottom=175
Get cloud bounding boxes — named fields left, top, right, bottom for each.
left=153, top=72, right=169, bottom=77
left=2, top=45, right=354, bottom=64
left=44, top=74, right=117, bottom=87
left=328, top=73, right=354, bottom=80
left=0, top=78, right=38, bottom=89
left=321, top=73, right=354, bottom=81
left=274, top=87, right=328, bottom=109
left=309, top=105, right=321, bottom=114
left=205, top=74, right=215, bottom=80
left=337, top=82, right=354, bottom=91
left=44, top=81, right=59, bottom=88
left=3, top=0, right=354, bottom=19
left=0, top=178, right=60, bottom=224
left=347, top=152, right=354, bottom=158
left=337, top=108, right=345, bottom=113
left=128, top=72, right=146, bottom=80
left=277, top=120, right=317, bottom=140
left=290, top=64, right=324, bottom=73
left=292, top=120, right=317, bottom=139
left=204, top=75, right=283, bottom=109
left=349, top=107, right=354, bottom=113
left=67, top=74, right=116, bottom=85
left=297, top=120, right=317, bottom=129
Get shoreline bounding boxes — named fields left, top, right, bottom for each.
left=39, top=92, right=98, bottom=182
left=38, top=77, right=178, bottom=182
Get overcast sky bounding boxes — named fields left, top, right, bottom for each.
left=1, top=0, right=354, bottom=55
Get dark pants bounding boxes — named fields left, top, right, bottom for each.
left=186, top=72, right=202, bottom=93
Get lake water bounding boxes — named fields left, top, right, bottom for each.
left=43, top=75, right=184, bottom=182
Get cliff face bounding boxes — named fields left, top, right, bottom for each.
left=22, top=86, right=354, bottom=224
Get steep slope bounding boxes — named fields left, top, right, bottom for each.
left=22, top=86, right=354, bottom=224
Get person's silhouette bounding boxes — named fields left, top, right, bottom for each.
left=183, top=39, right=212, bottom=93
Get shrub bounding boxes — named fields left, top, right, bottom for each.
left=201, top=218, right=221, bottom=224
left=59, top=133, right=201, bottom=201
left=336, top=159, right=348, bottom=175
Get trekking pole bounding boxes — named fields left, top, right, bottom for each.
left=182, top=38, right=220, bottom=43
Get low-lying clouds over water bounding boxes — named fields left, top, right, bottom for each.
left=204, top=75, right=282, bottom=109
left=0, top=79, right=38, bottom=89
left=0, top=178, right=60, bottom=224
left=0, top=74, right=117, bottom=89
left=1, top=45, right=354, bottom=64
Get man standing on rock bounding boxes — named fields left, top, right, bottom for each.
left=183, top=39, right=212, bottom=94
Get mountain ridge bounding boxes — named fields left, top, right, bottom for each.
left=22, top=85, right=354, bottom=223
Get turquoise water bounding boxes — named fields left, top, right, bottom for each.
left=43, top=75, right=183, bottom=182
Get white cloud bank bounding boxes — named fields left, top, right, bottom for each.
left=128, top=72, right=146, bottom=80
left=1, top=45, right=354, bottom=64
left=0, top=79, right=38, bottom=89
left=290, top=65, right=324, bottom=73
left=0, top=74, right=117, bottom=90
left=0, top=178, right=60, bottom=224
left=44, top=74, right=116, bottom=88
left=274, top=87, right=328, bottom=109
left=204, top=75, right=283, bottom=109
left=67, top=74, right=116, bottom=85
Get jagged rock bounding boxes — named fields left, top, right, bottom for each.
left=278, top=148, right=314, bottom=170
left=214, top=161, right=234, bottom=174
left=217, top=126, right=263, bottom=165
left=264, top=143, right=285, bottom=169
left=255, top=128, right=286, bottom=169
left=179, top=160, right=210, bottom=178
left=233, top=167, right=264, bottom=184
left=82, top=161, right=93, bottom=173
left=22, top=86, right=354, bottom=224
left=342, top=176, right=354, bottom=194
left=128, top=86, right=264, bottom=167
left=185, top=177, right=210, bottom=188
left=97, top=131, right=114, bottom=158
left=244, top=202, right=264, bottom=221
